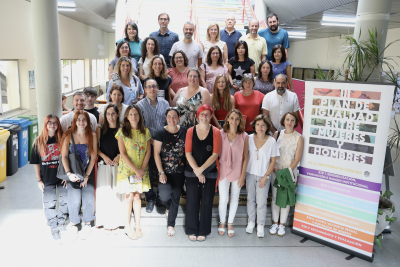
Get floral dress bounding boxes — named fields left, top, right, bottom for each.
left=176, top=90, right=202, bottom=129
left=115, top=128, right=152, bottom=194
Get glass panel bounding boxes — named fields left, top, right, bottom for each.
left=62, top=60, right=72, bottom=93
left=0, top=60, right=21, bottom=113
left=97, top=59, right=105, bottom=83
left=92, top=59, right=97, bottom=85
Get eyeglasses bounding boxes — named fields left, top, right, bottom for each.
left=188, top=75, right=199, bottom=79
left=47, top=121, right=58, bottom=126
left=211, top=52, right=220, bottom=56
left=175, top=56, right=184, bottom=60
left=146, top=85, right=158, bottom=89
left=158, top=18, right=169, bottom=21
left=199, top=113, right=211, bottom=118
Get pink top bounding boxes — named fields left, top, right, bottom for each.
left=168, top=68, right=189, bottom=93
left=219, top=130, right=248, bottom=182
left=200, top=63, right=228, bottom=93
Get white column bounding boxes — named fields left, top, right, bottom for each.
left=31, top=0, right=62, bottom=128
left=354, top=0, right=393, bottom=81
left=254, top=0, right=267, bottom=28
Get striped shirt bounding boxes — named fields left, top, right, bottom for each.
left=137, top=97, right=170, bottom=137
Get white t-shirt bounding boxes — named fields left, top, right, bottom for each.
left=98, top=103, right=128, bottom=124
left=262, top=90, right=300, bottom=131
left=169, top=40, right=204, bottom=68
left=60, top=110, right=98, bottom=132
left=138, top=54, right=164, bottom=76
left=246, top=134, right=280, bottom=176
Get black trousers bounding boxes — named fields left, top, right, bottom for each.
left=158, top=172, right=185, bottom=227
left=185, top=176, right=216, bottom=236
left=145, top=145, right=156, bottom=202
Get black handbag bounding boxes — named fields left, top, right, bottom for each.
left=56, top=134, right=85, bottom=183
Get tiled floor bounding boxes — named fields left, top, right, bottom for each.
left=0, top=154, right=399, bottom=267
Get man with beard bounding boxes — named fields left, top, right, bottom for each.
left=239, top=19, right=267, bottom=75
left=262, top=74, right=299, bottom=134
left=169, top=21, right=203, bottom=68
left=258, top=13, right=290, bottom=61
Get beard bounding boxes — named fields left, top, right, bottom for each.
left=277, top=87, right=286, bottom=94
left=184, top=33, right=193, bottom=39
left=270, top=25, right=278, bottom=31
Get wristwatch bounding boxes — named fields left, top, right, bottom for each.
left=264, top=174, right=270, bottom=179
left=158, top=171, right=165, bottom=176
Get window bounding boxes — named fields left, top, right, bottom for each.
left=61, top=60, right=84, bottom=93
left=0, top=60, right=21, bottom=114
left=92, top=59, right=105, bottom=85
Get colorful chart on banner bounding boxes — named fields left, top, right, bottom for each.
left=293, top=80, right=393, bottom=260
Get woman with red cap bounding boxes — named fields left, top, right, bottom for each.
left=185, top=104, right=222, bottom=242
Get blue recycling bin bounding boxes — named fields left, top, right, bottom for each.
left=1, top=118, right=31, bottom=168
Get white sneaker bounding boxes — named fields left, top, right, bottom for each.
left=67, top=224, right=78, bottom=241
left=269, top=224, right=279, bottom=235
left=246, top=221, right=255, bottom=234
left=257, top=224, right=265, bottom=238
left=80, top=224, right=92, bottom=240
left=277, top=225, right=286, bottom=236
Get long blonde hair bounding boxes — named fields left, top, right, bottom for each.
left=114, top=56, right=134, bottom=78
left=212, top=74, right=231, bottom=112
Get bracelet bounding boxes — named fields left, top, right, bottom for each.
left=36, top=177, right=42, bottom=181
left=85, top=175, right=90, bottom=179
left=264, top=174, right=270, bottom=179
left=158, top=171, right=164, bottom=176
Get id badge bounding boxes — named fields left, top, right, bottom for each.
left=129, top=175, right=136, bottom=184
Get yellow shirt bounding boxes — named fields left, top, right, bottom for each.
left=239, top=34, right=268, bottom=74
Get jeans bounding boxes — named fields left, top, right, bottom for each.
left=43, top=180, right=68, bottom=230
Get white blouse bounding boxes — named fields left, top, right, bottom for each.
left=246, top=134, right=280, bottom=177
left=98, top=103, right=128, bottom=124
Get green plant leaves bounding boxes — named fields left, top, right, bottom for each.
left=374, top=235, right=383, bottom=249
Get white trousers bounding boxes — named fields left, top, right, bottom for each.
left=218, top=177, right=242, bottom=224
left=271, top=172, right=290, bottom=224
left=96, top=163, right=125, bottom=229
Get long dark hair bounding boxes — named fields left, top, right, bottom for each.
left=121, top=104, right=146, bottom=138
left=102, top=104, right=120, bottom=134
left=115, top=40, right=132, bottom=58
left=257, top=60, right=274, bottom=82
left=206, top=45, right=223, bottom=66
left=141, top=37, right=160, bottom=61
left=124, top=22, right=139, bottom=43
left=271, top=44, right=287, bottom=63
left=234, top=40, right=249, bottom=62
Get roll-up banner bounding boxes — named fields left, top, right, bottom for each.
left=292, top=80, right=394, bottom=262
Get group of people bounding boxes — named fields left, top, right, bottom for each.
left=31, top=12, right=304, bottom=243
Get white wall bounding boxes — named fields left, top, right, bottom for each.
left=0, top=0, right=112, bottom=115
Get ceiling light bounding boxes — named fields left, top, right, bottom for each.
left=287, top=31, right=306, bottom=36
left=321, top=22, right=355, bottom=27
left=289, top=36, right=306, bottom=39
left=58, top=7, right=75, bottom=12
left=322, top=16, right=356, bottom=23
left=58, top=1, right=75, bottom=7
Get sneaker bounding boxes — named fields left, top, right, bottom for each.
left=51, top=228, right=62, bottom=244
left=277, top=225, right=286, bottom=236
left=246, top=221, right=255, bottom=234
left=58, top=221, right=67, bottom=232
left=269, top=224, right=279, bottom=235
left=80, top=224, right=92, bottom=240
left=67, top=224, right=78, bottom=241
left=257, top=225, right=265, bottom=238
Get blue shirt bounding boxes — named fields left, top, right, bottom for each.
left=220, top=28, right=242, bottom=60
left=116, top=39, right=142, bottom=63
left=150, top=29, right=179, bottom=68
left=137, top=97, right=170, bottom=137
left=258, top=28, right=290, bottom=61
left=270, top=60, right=291, bottom=79
left=106, top=75, right=144, bottom=105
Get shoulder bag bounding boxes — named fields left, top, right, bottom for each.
left=56, top=134, right=85, bottom=182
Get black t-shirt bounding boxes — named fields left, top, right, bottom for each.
left=228, top=57, right=255, bottom=80
left=153, top=126, right=187, bottom=174
left=85, top=107, right=99, bottom=123
left=155, top=76, right=172, bottom=102
left=98, top=127, right=120, bottom=162
left=30, top=136, right=61, bottom=186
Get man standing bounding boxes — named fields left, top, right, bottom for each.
left=137, top=79, right=170, bottom=213
left=258, top=13, right=290, bottom=61
left=262, top=74, right=299, bottom=134
left=220, top=14, right=243, bottom=60
left=239, top=19, right=267, bottom=74
left=60, top=92, right=98, bottom=132
left=83, top=87, right=99, bottom=123
left=150, top=13, right=179, bottom=68
left=169, top=22, right=203, bottom=68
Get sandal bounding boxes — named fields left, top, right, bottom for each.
left=197, top=235, right=206, bottom=242
left=165, top=209, right=169, bottom=219
left=135, top=227, right=143, bottom=238
left=188, top=235, right=197, bottom=241
left=227, top=223, right=235, bottom=237
left=218, top=222, right=225, bottom=236
left=124, top=228, right=138, bottom=240
left=167, top=227, right=175, bottom=237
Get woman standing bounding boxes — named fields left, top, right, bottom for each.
left=148, top=55, right=172, bottom=103
left=218, top=110, right=249, bottom=237
left=108, top=41, right=138, bottom=80
left=270, top=45, right=294, bottom=91
left=234, top=75, right=264, bottom=133
left=153, top=108, right=187, bottom=236
left=116, top=22, right=142, bottom=62
left=185, top=105, right=222, bottom=241
left=269, top=112, right=303, bottom=236
left=116, top=105, right=151, bottom=240
left=99, top=84, right=128, bottom=125
left=168, top=51, right=190, bottom=93
left=211, top=74, right=235, bottom=129
left=96, top=104, right=124, bottom=233
left=62, top=95, right=71, bottom=115
left=31, top=115, right=66, bottom=242
left=254, top=60, right=275, bottom=95
left=227, top=41, right=255, bottom=95
left=201, top=23, right=228, bottom=64
left=200, top=46, right=228, bottom=93
left=60, top=111, right=97, bottom=240
left=138, top=37, right=164, bottom=81
left=245, top=115, right=279, bottom=238
left=106, top=56, right=144, bottom=105
left=172, top=68, right=212, bottom=129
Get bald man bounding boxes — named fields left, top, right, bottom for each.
left=239, top=19, right=267, bottom=75
left=220, top=14, right=243, bottom=60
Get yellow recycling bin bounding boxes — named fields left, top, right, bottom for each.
left=0, top=129, right=10, bottom=183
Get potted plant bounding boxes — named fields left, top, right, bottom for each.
left=374, top=191, right=397, bottom=248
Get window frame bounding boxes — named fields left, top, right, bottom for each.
left=61, top=59, right=85, bottom=94
left=0, top=59, right=21, bottom=115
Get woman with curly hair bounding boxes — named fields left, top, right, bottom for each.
left=168, top=50, right=190, bottom=93
left=138, top=36, right=164, bottom=81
